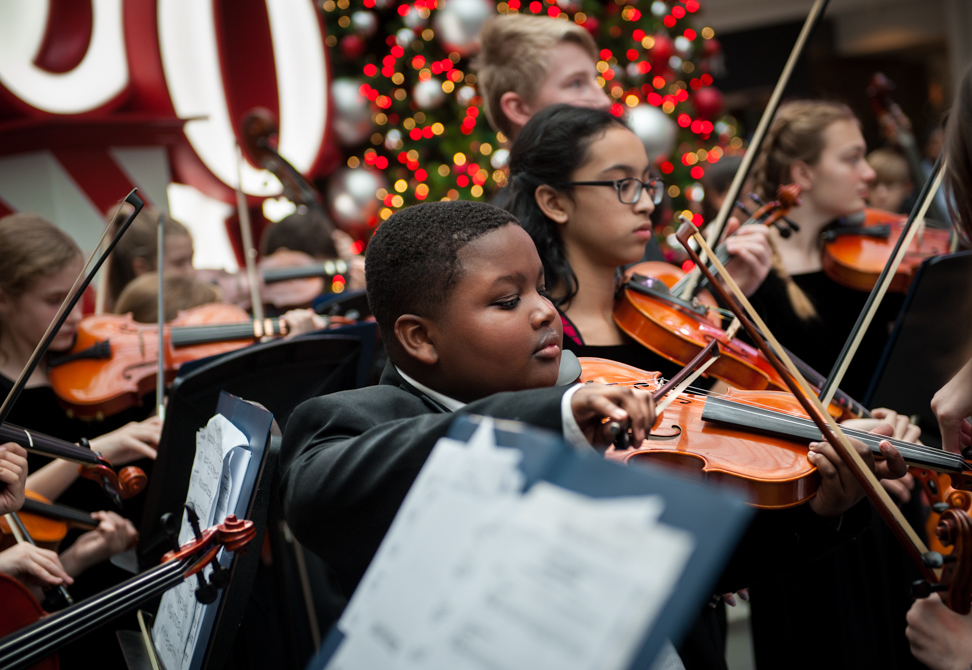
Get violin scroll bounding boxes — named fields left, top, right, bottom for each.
left=913, top=509, right=972, bottom=614
left=117, top=466, right=148, bottom=498
left=77, top=461, right=147, bottom=505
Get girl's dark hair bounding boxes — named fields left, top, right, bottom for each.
left=496, top=103, right=627, bottom=307
left=945, top=64, right=972, bottom=243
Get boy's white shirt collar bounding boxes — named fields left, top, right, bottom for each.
left=394, top=366, right=589, bottom=450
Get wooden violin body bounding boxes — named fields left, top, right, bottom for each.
left=0, top=492, right=96, bottom=552
left=580, top=358, right=972, bottom=509
left=581, top=358, right=820, bottom=508
left=0, top=574, right=56, bottom=670
left=615, top=262, right=798, bottom=395
left=48, top=303, right=287, bottom=419
left=822, top=208, right=951, bottom=293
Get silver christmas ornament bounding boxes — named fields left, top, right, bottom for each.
left=413, top=78, right=446, bottom=109
left=432, top=0, right=495, bottom=56
left=626, top=103, right=678, bottom=161
left=331, top=78, right=374, bottom=146
left=326, top=166, right=389, bottom=231
left=350, top=11, right=378, bottom=38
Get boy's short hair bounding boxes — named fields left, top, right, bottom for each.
left=261, top=210, right=339, bottom=259
left=473, top=14, right=597, bottom=137
left=366, top=200, right=517, bottom=354
left=867, top=148, right=910, bottom=185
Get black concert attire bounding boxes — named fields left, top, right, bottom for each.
left=0, top=373, right=153, bottom=669
left=745, top=270, right=926, bottom=670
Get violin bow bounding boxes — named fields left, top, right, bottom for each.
left=234, top=144, right=266, bottom=325
left=156, top=213, right=166, bottom=420
left=674, top=214, right=940, bottom=584
left=0, top=191, right=144, bottom=426
left=817, top=154, right=945, bottom=407
left=679, top=0, right=830, bottom=300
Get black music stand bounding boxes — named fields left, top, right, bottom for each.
left=137, top=330, right=370, bottom=563
left=119, top=392, right=277, bottom=670
left=866, top=251, right=972, bottom=448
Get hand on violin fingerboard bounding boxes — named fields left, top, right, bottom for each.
left=571, top=383, right=656, bottom=448
left=0, top=543, right=73, bottom=588
left=719, top=217, right=773, bottom=297
left=0, top=442, right=28, bottom=516
left=807, top=423, right=907, bottom=518
left=89, top=416, right=161, bottom=466
left=906, top=595, right=972, bottom=670
left=282, top=309, right=329, bottom=338
left=57, top=511, right=138, bottom=578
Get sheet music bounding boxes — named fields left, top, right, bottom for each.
left=326, top=421, right=695, bottom=670
left=153, top=414, right=250, bottom=670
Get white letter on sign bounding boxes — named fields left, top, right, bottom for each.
left=0, top=0, right=128, bottom=114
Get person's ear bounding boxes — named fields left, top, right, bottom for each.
left=534, top=185, right=571, bottom=225
left=131, top=256, right=152, bottom=277
left=394, top=314, right=438, bottom=366
left=789, top=160, right=814, bottom=192
left=499, top=91, right=534, bottom=134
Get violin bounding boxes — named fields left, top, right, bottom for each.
left=579, top=357, right=972, bottom=508
left=0, top=492, right=97, bottom=552
left=821, top=207, right=951, bottom=292
left=0, top=514, right=255, bottom=670
left=197, top=249, right=349, bottom=311
left=614, top=184, right=867, bottom=420
left=47, top=303, right=289, bottom=420
left=0, top=423, right=145, bottom=507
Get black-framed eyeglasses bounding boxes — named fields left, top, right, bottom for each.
left=560, top=177, right=665, bottom=205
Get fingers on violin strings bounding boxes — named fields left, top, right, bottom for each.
left=807, top=442, right=840, bottom=481
left=877, top=440, right=909, bottom=479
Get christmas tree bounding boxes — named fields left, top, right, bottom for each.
left=319, top=0, right=740, bottom=256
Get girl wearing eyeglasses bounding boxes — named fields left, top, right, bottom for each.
left=497, top=103, right=772, bottom=380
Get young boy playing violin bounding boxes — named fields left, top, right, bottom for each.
left=279, top=200, right=908, bottom=665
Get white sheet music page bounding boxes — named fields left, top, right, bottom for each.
left=152, top=414, right=250, bottom=670
left=325, top=420, right=695, bottom=670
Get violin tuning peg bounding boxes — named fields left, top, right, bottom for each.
left=209, top=563, right=231, bottom=589
left=911, top=579, right=948, bottom=599
left=195, top=581, right=219, bottom=605
left=932, top=502, right=951, bottom=514
left=921, top=551, right=946, bottom=569
left=185, top=504, right=204, bottom=541
left=160, top=513, right=181, bottom=551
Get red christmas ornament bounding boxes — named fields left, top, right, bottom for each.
left=693, top=86, right=724, bottom=121
left=340, top=34, right=367, bottom=60
left=701, top=37, right=722, bottom=59
left=650, top=34, right=674, bottom=67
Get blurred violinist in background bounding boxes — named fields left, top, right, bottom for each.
left=114, top=271, right=329, bottom=337
left=105, top=205, right=195, bottom=312
left=866, top=148, right=914, bottom=214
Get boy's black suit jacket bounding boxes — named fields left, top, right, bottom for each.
left=280, top=362, right=870, bottom=603
left=280, top=362, right=571, bottom=595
